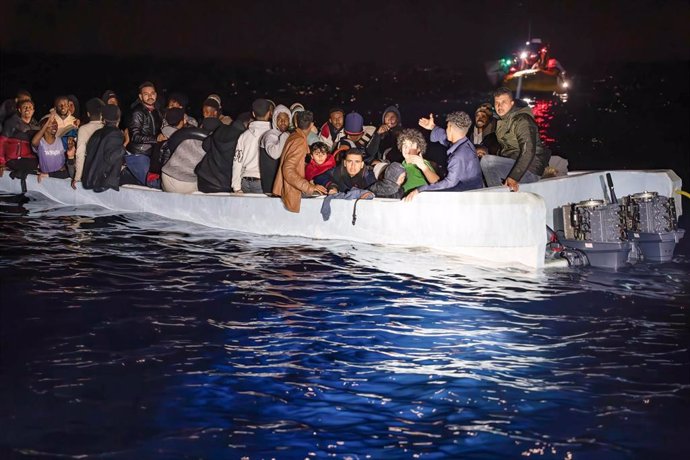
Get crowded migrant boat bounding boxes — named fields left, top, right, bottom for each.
left=0, top=82, right=566, bottom=213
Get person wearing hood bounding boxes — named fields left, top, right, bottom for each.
left=480, top=87, right=551, bottom=191
left=196, top=113, right=251, bottom=193
left=290, top=102, right=320, bottom=145
left=376, top=105, right=403, bottom=161
left=368, top=162, right=406, bottom=199
left=472, top=103, right=499, bottom=156
left=318, top=107, right=345, bottom=151
left=232, top=99, right=273, bottom=193
left=81, top=105, right=126, bottom=193
left=259, top=104, right=290, bottom=193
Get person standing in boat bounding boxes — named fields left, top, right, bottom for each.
left=273, top=110, right=327, bottom=212
left=72, top=98, right=106, bottom=189
left=232, top=99, right=273, bottom=193
left=479, top=87, right=550, bottom=192
left=407, top=111, right=483, bottom=200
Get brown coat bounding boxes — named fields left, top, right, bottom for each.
left=272, top=129, right=316, bottom=212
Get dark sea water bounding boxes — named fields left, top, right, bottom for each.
left=1, top=59, right=690, bottom=459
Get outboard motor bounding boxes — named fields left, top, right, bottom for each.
left=555, top=199, right=632, bottom=269
left=622, top=191, right=685, bottom=262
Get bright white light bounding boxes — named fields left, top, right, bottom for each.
left=562, top=81, right=569, bottom=88
left=520, top=51, right=528, bottom=60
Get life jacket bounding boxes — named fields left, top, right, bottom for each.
left=0, top=135, right=35, bottom=167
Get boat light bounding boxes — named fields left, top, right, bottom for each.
left=562, top=81, right=569, bottom=88
left=520, top=51, right=528, bottom=60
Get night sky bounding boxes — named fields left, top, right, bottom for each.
left=1, top=0, right=689, bottom=69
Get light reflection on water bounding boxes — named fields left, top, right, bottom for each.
left=0, top=198, right=688, bottom=459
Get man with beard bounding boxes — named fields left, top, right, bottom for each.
left=472, top=104, right=499, bottom=157
left=318, top=107, right=345, bottom=151
left=126, top=81, right=163, bottom=156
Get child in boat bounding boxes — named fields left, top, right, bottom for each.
left=305, top=141, right=336, bottom=188
left=31, top=111, right=75, bottom=181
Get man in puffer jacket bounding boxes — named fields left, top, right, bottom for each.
left=480, top=87, right=551, bottom=191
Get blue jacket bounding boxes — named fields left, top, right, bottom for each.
left=419, top=127, right=483, bottom=192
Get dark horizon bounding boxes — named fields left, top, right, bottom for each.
left=1, top=0, right=689, bottom=70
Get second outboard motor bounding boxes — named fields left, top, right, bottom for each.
left=555, top=199, right=631, bottom=269
left=622, top=191, right=685, bottom=262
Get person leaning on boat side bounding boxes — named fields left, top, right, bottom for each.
left=480, top=87, right=550, bottom=192
left=396, top=128, right=439, bottom=194
left=71, top=98, right=106, bottom=189
left=259, top=104, right=291, bottom=193
left=407, top=111, right=483, bottom=200
left=0, top=99, right=38, bottom=177
left=472, top=104, right=499, bottom=156
left=232, top=99, right=273, bottom=194
left=81, top=105, right=126, bottom=193
left=327, top=148, right=376, bottom=194
left=196, top=112, right=251, bottom=193
left=318, top=107, right=346, bottom=151
left=272, top=110, right=327, bottom=212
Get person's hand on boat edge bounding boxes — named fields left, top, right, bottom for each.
left=504, top=177, right=519, bottom=192
left=404, top=189, right=419, bottom=202
left=418, top=114, right=435, bottom=131
left=71, top=179, right=78, bottom=190
left=312, top=185, right=327, bottom=195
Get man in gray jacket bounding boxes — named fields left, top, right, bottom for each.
left=480, top=87, right=550, bottom=191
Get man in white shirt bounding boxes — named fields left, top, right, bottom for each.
left=232, top=99, right=273, bottom=193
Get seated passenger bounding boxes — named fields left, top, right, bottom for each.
left=368, top=162, right=406, bottom=199
left=82, top=105, right=126, bottom=193
left=318, top=107, right=345, bottom=151
left=196, top=113, right=251, bottom=193
left=31, top=113, right=75, bottom=180
left=72, top=97, right=106, bottom=189
left=480, top=87, right=551, bottom=191
left=376, top=105, right=404, bottom=162
left=67, top=95, right=81, bottom=125
left=327, top=148, right=376, bottom=194
left=232, top=99, right=273, bottom=193
left=305, top=142, right=336, bottom=188
left=164, top=92, right=198, bottom=127
left=259, top=104, right=291, bottom=193
left=199, top=97, right=223, bottom=132
left=408, top=111, right=483, bottom=199
left=0, top=89, right=31, bottom=133
left=333, top=113, right=378, bottom=162
left=396, top=128, right=440, bottom=194
left=471, top=104, right=499, bottom=156
left=273, top=110, right=327, bottom=212
left=161, top=125, right=210, bottom=194
left=0, top=99, right=38, bottom=176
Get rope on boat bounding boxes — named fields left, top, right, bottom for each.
left=674, top=189, right=690, bottom=199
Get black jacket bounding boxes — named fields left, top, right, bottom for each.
left=195, top=120, right=247, bottom=193
left=82, top=126, right=126, bottom=192
left=126, top=103, right=162, bottom=155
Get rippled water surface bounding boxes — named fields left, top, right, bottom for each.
left=1, top=195, right=689, bottom=460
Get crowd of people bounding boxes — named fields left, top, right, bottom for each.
left=0, top=82, right=561, bottom=212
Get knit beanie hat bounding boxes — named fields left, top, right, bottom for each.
left=101, top=90, right=118, bottom=104
left=344, top=112, right=364, bottom=135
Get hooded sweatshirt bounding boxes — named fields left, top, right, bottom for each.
left=368, top=162, right=405, bottom=199
left=259, top=104, right=291, bottom=193
left=196, top=116, right=249, bottom=193
left=231, top=119, right=272, bottom=192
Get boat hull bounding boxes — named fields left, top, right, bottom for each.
left=503, top=69, right=566, bottom=93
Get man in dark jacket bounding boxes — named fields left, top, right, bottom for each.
left=82, top=105, right=126, bottom=193
left=195, top=113, right=251, bottom=193
left=480, top=87, right=550, bottom=191
left=327, top=148, right=376, bottom=193
left=126, top=81, right=163, bottom=156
